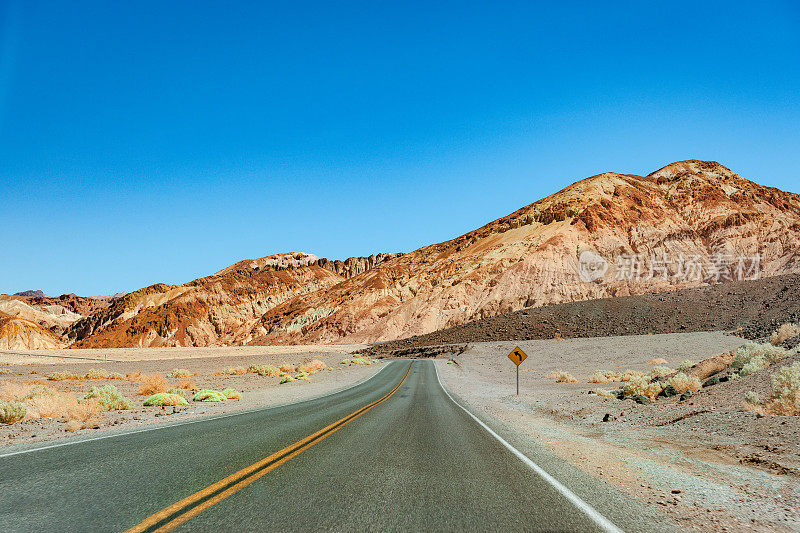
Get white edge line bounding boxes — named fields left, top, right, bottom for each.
left=0, top=362, right=392, bottom=459
left=433, top=360, right=624, bottom=533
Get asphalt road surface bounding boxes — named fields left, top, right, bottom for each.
left=0, top=361, right=670, bottom=532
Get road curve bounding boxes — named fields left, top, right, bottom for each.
left=0, top=361, right=667, bottom=532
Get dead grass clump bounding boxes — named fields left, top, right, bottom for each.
left=65, top=399, right=106, bottom=431
left=137, top=374, right=169, bottom=395
left=84, top=384, right=133, bottom=410
left=0, top=368, right=11, bottom=375
left=664, top=372, right=702, bottom=394
left=126, top=372, right=142, bottom=381
left=0, top=401, right=26, bottom=424
left=216, top=366, right=247, bottom=376
left=279, top=363, right=296, bottom=373
left=165, top=369, right=195, bottom=378
left=770, top=323, right=800, bottom=346
left=547, top=371, right=578, bottom=383
left=650, top=358, right=669, bottom=365
left=174, top=379, right=195, bottom=389
left=596, top=389, right=616, bottom=398
left=588, top=370, right=619, bottom=383
left=298, top=360, right=326, bottom=373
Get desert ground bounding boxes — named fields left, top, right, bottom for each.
left=437, top=332, right=800, bottom=532
left=0, top=344, right=383, bottom=450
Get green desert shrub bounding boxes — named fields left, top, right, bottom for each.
left=280, top=375, right=295, bottom=384
left=744, top=391, right=761, bottom=405
left=294, top=372, right=310, bottom=381
left=733, top=343, right=787, bottom=375
left=47, top=371, right=81, bottom=381
left=165, top=388, right=187, bottom=398
left=84, top=384, right=133, bottom=410
left=677, top=360, right=695, bottom=372
left=0, top=401, right=26, bottom=424
left=340, top=359, right=351, bottom=365
left=192, top=389, right=227, bottom=402
left=221, top=388, right=242, bottom=400
left=143, top=392, right=189, bottom=406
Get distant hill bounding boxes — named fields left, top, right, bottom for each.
left=13, top=290, right=46, bottom=298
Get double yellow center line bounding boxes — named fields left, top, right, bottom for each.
left=125, top=362, right=412, bottom=533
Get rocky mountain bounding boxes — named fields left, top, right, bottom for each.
left=19, top=159, right=800, bottom=349
left=0, top=311, right=63, bottom=350
left=245, top=160, right=800, bottom=345
left=67, top=253, right=400, bottom=348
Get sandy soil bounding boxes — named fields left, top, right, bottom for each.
left=437, top=332, right=800, bottom=532
left=0, top=345, right=378, bottom=450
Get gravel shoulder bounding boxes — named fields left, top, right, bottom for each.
left=0, top=345, right=379, bottom=452
left=437, top=332, right=800, bottom=532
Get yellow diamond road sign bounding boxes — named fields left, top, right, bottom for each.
left=508, top=346, right=527, bottom=366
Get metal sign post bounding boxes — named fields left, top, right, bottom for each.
left=507, top=346, right=528, bottom=395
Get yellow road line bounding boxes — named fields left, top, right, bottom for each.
left=125, top=362, right=412, bottom=533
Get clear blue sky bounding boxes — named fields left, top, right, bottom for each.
left=1, top=1, right=798, bottom=296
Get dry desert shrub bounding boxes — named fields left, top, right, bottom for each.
left=620, top=369, right=645, bottom=382
left=221, top=388, right=242, bottom=400
left=677, top=360, right=695, bottom=372
left=84, top=368, right=124, bottom=380
left=65, top=398, right=106, bottom=431
left=770, top=323, right=800, bottom=346
left=247, top=364, right=281, bottom=376
left=47, top=371, right=81, bottom=381
left=664, top=372, right=702, bottom=394
left=763, top=362, right=800, bottom=415
left=143, top=392, right=188, bottom=406
left=174, top=379, right=195, bottom=389
left=650, top=358, right=669, bottom=365
left=547, top=371, right=578, bottom=383
left=648, top=366, right=675, bottom=379
left=216, top=366, right=247, bottom=376
left=84, top=384, right=133, bottom=410
left=297, top=360, right=326, bottom=373
left=279, top=363, right=296, bottom=373
left=137, top=374, right=169, bottom=395
left=596, top=389, right=616, bottom=398
left=588, top=370, right=619, bottom=383
left=0, top=368, right=11, bottom=375
left=744, top=391, right=761, bottom=405
left=193, top=389, right=227, bottom=402
left=126, top=371, right=142, bottom=381
left=165, top=369, right=195, bottom=378
left=623, top=376, right=664, bottom=399
left=0, top=401, right=26, bottom=424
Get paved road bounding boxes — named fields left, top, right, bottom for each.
left=0, top=361, right=665, bottom=532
